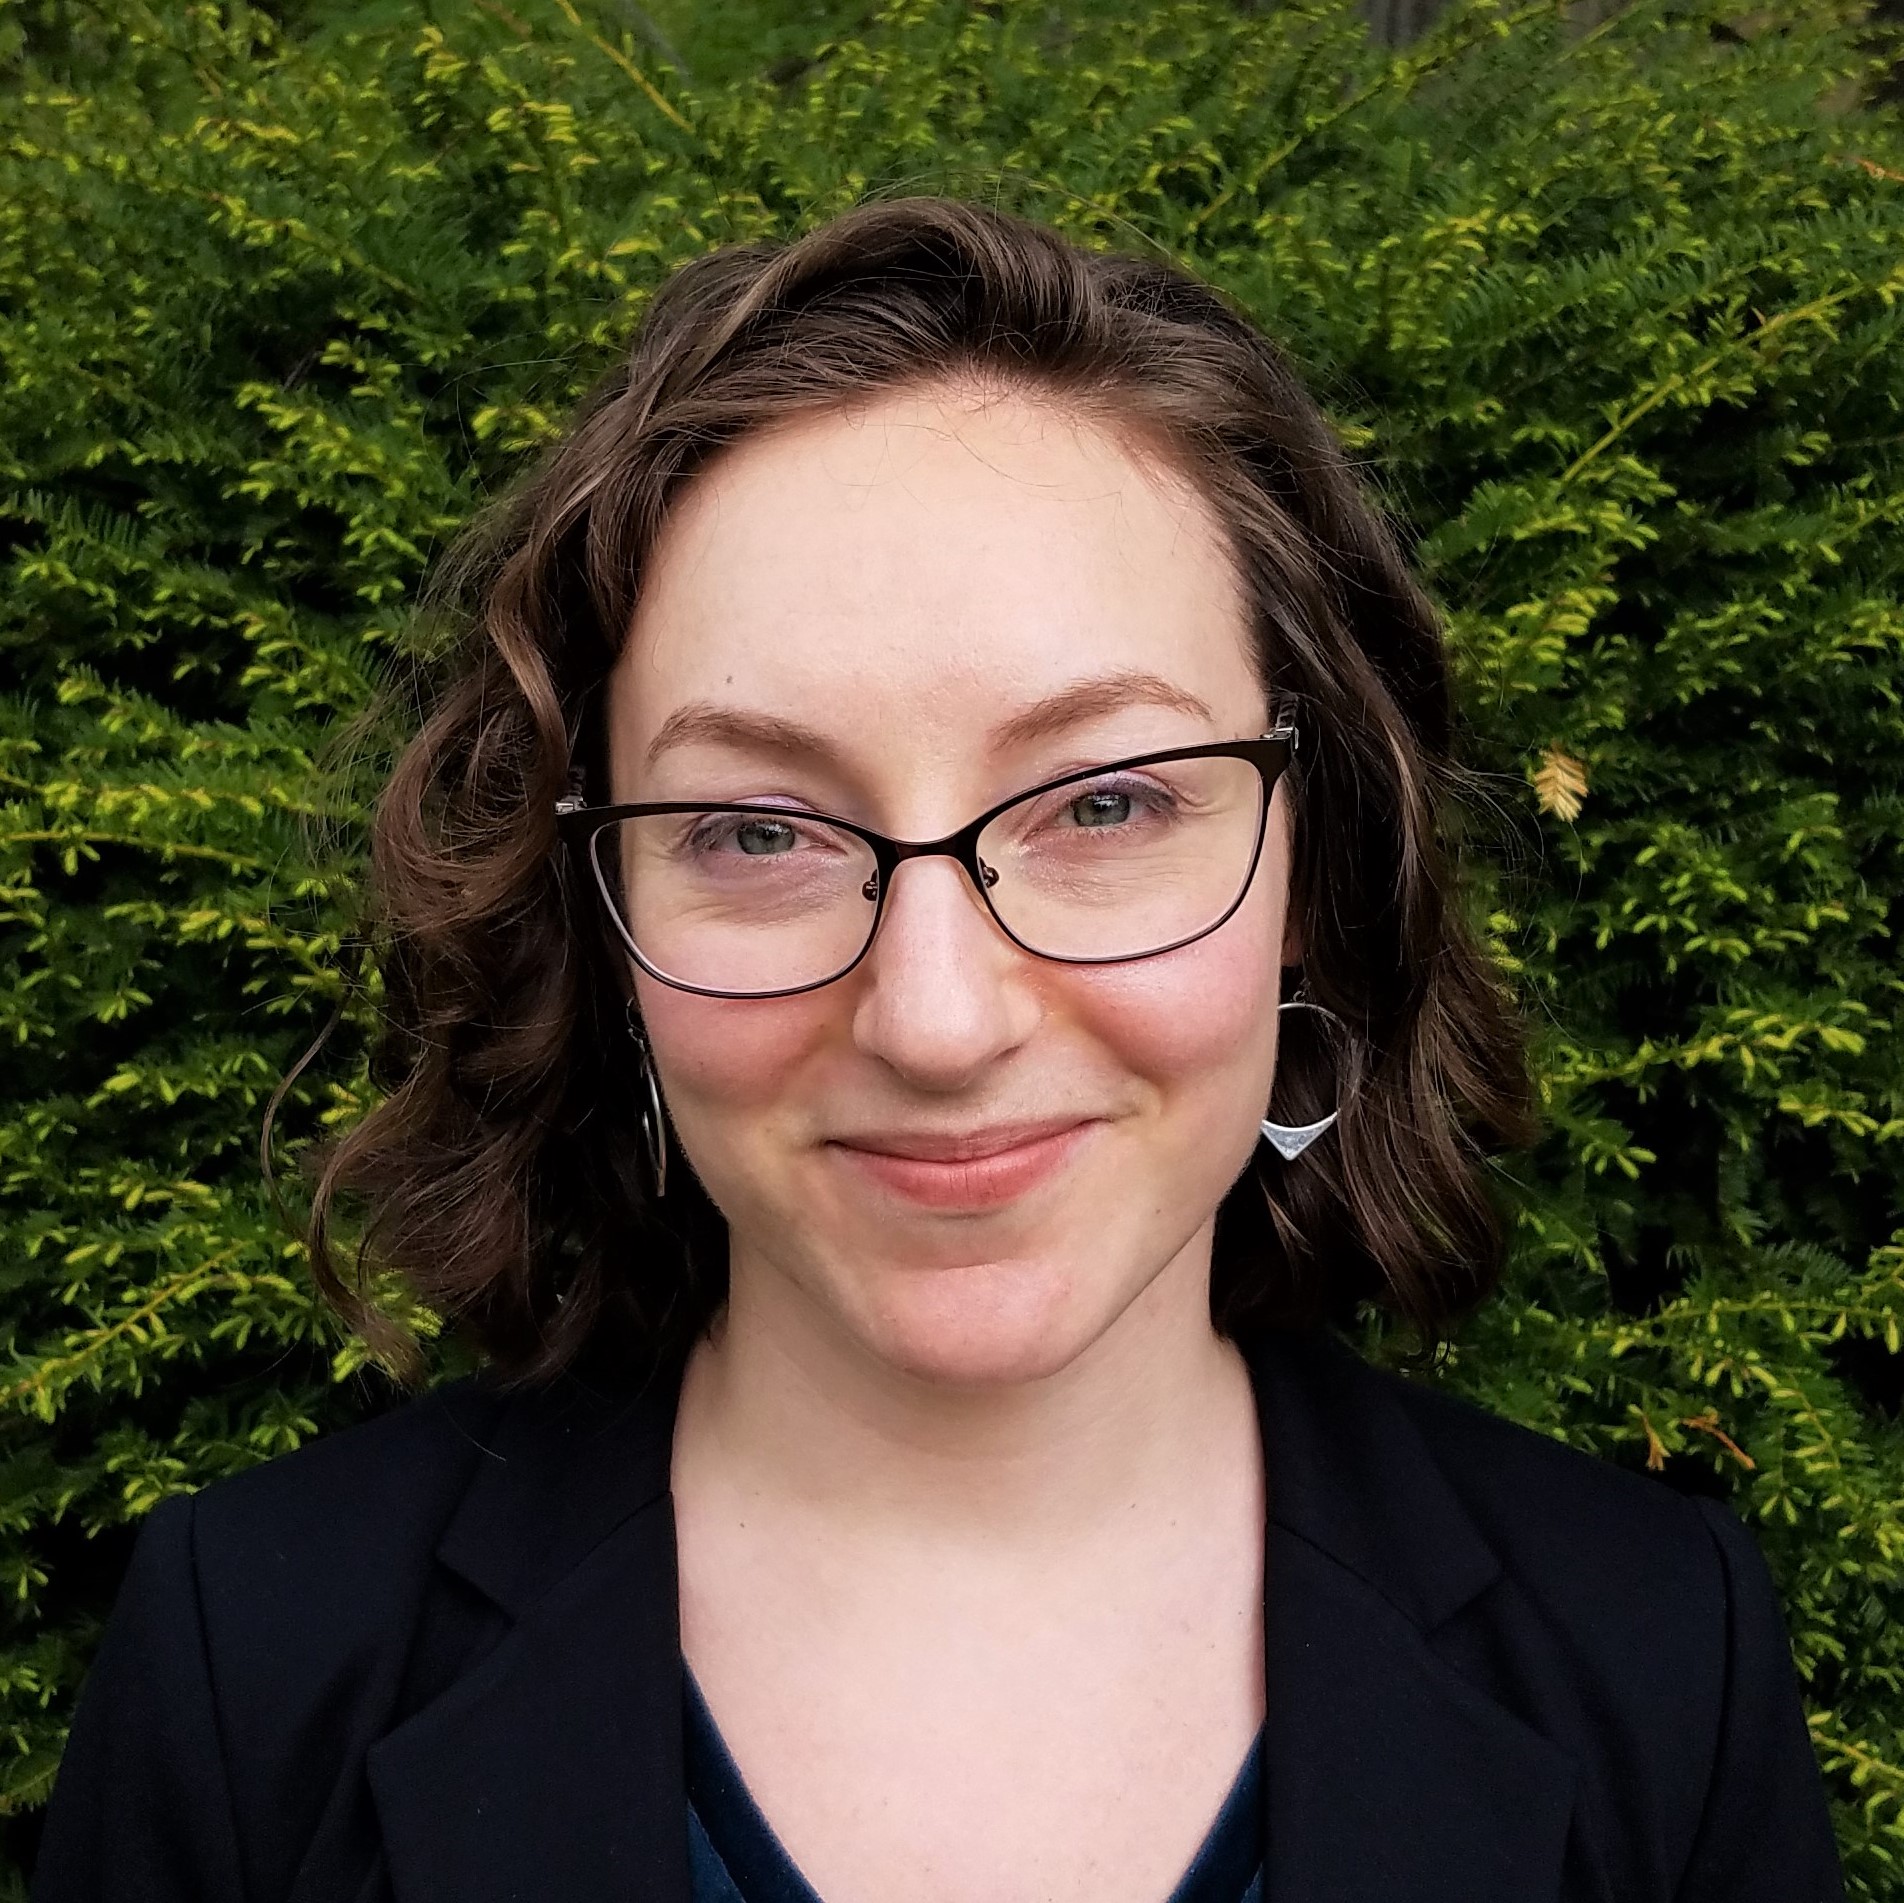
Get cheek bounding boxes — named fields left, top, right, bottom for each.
left=1063, top=877, right=1283, bottom=1110
left=631, top=978, right=830, bottom=1175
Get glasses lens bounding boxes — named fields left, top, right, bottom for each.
left=976, top=754, right=1266, bottom=960
left=592, top=809, right=879, bottom=995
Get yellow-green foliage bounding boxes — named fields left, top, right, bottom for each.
left=3, top=0, right=1903, bottom=1889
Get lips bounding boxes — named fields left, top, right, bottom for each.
left=830, top=1117, right=1092, bottom=1164
left=827, top=1118, right=1099, bottom=1210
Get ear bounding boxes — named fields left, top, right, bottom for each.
left=1280, top=907, right=1304, bottom=970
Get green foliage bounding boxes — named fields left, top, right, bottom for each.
left=2, top=0, right=1902, bottom=1887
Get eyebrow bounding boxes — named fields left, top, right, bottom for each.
left=992, top=672, right=1215, bottom=751
left=642, top=671, right=1217, bottom=773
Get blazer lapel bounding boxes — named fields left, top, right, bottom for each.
left=1249, top=1328, right=1578, bottom=1900
left=366, top=1360, right=692, bottom=1903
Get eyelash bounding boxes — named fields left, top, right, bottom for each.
left=673, top=770, right=1183, bottom=845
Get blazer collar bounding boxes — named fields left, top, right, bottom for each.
left=1247, top=1327, right=1577, bottom=1899
left=366, top=1326, right=1576, bottom=1903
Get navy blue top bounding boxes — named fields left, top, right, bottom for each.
left=684, top=1668, right=1264, bottom=1903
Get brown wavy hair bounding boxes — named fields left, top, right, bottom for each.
left=306, top=196, right=1536, bottom=1385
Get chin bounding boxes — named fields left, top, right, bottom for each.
left=845, top=1249, right=1126, bottom=1389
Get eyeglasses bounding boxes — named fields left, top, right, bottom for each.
left=555, top=731, right=1296, bottom=1000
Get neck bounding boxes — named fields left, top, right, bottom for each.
left=671, top=1226, right=1258, bottom=1548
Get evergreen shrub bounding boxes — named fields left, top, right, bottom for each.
left=2, top=0, right=1902, bottom=1888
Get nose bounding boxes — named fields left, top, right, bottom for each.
left=849, top=852, right=1043, bottom=1091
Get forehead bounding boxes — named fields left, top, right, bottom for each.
left=612, top=383, right=1264, bottom=783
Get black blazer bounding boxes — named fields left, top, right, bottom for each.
left=33, top=1324, right=1843, bottom=1903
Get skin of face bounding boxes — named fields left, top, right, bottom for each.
left=606, top=380, right=1293, bottom=1392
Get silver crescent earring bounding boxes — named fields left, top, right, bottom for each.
left=625, top=1000, right=669, bottom=1199
left=1261, top=996, right=1345, bottom=1162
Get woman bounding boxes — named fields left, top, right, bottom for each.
left=34, top=198, right=1841, bottom=1903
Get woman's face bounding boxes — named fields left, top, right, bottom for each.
left=607, top=383, right=1291, bottom=1387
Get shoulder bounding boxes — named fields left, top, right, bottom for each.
left=1252, top=1324, right=1765, bottom=1747
left=182, top=1376, right=509, bottom=1620
left=1258, top=1324, right=1740, bottom=1633
left=1375, top=1356, right=1757, bottom=1693
left=1383, top=1355, right=1807, bottom=1667
left=40, top=1380, right=516, bottom=1903
left=1375, top=1360, right=1839, bottom=1895
left=1373, top=1363, right=1755, bottom=1816
left=1382, top=1360, right=1728, bottom=1589
left=1370, top=1354, right=1840, bottom=1895
left=118, top=1375, right=514, bottom=1769
left=121, top=1351, right=679, bottom=1685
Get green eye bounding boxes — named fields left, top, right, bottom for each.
left=1070, top=791, right=1132, bottom=827
left=734, top=819, right=796, bottom=855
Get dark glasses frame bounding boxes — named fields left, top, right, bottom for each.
left=555, top=728, right=1299, bottom=1000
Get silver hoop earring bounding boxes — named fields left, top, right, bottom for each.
left=625, top=1001, right=669, bottom=1200
left=1261, top=996, right=1345, bottom=1162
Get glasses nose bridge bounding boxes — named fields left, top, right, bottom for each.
left=878, top=815, right=999, bottom=902
left=879, top=811, right=990, bottom=876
